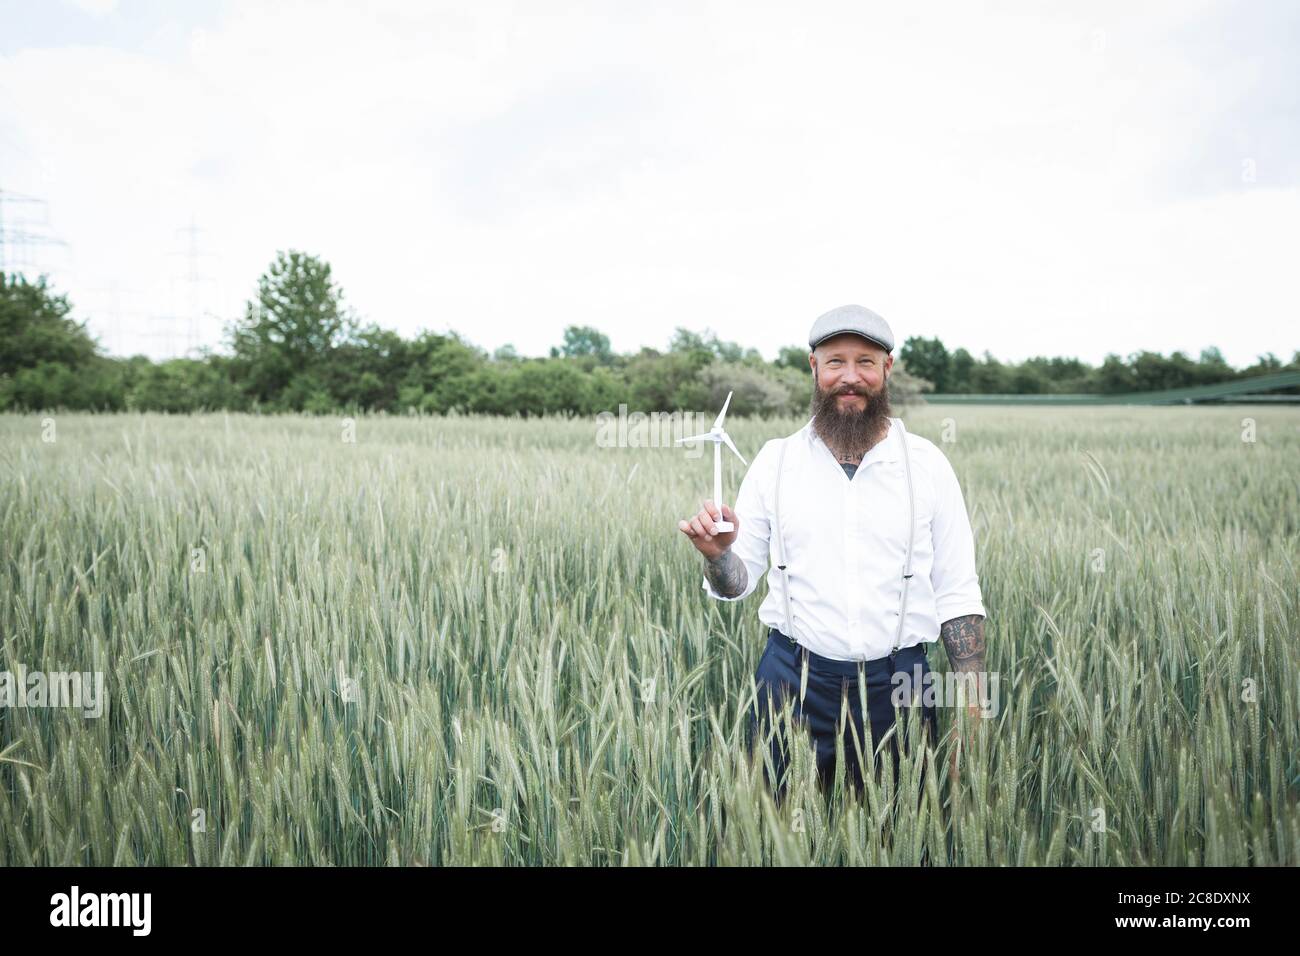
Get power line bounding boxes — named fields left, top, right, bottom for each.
left=0, top=187, right=67, bottom=277
left=168, top=212, right=218, bottom=357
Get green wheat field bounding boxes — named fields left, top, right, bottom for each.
left=1, top=406, right=1297, bottom=865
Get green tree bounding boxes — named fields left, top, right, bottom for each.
left=225, top=250, right=359, bottom=407
left=0, top=272, right=98, bottom=377
left=774, top=345, right=809, bottom=372
left=947, top=347, right=975, bottom=393
left=552, top=325, right=612, bottom=363
left=1009, top=361, right=1050, bottom=394
left=397, top=331, right=488, bottom=413
left=622, top=349, right=708, bottom=411
left=0, top=272, right=126, bottom=410
left=125, top=356, right=244, bottom=412
left=1240, top=352, right=1282, bottom=376
left=968, top=351, right=1011, bottom=393
left=1097, top=354, right=1136, bottom=394
left=491, top=358, right=594, bottom=416
left=1130, top=350, right=1179, bottom=392
left=1198, top=346, right=1233, bottom=383
left=900, top=336, right=951, bottom=392
left=320, top=325, right=411, bottom=412
left=669, top=327, right=761, bottom=366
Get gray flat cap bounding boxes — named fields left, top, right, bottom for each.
left=808, top=304, right=894, bottom=353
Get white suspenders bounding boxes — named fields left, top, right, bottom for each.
left=894, top=418, right=917, bottom=654
left=771, top=417, right=916, bottom=658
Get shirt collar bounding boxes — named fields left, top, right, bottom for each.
left=803, top=416, right=902, bottom=464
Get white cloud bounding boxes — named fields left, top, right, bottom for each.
left=0, top=0, right=1295, bottom=366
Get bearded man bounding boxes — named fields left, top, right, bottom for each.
left=676, top=304, right=989, bottom=801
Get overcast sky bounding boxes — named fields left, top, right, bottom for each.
left=1, top=0, right=1296, bottom=367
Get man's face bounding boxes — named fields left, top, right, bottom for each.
left=809, top=334, right=893, bottom=403
left=807, top=334, right=894, bottom=450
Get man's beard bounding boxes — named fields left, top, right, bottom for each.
left=810, top=378, right=892, bottom=456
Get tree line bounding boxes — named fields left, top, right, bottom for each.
left=2, top=251, right=1295, bottom=415
left=897, top=336, right=1296, bottom=396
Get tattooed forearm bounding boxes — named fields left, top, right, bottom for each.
left=705, top=549, right=748, bottom=598
left=940, top=614, right=985, bottom=671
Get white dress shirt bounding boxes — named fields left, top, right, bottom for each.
left=701, top=416, right=986, bottom=661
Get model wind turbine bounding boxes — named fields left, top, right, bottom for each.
left=676, top=390, right=747, bottom=532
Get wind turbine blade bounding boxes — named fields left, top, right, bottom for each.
left=720, top=431, right=747, bottom=465
left=675, top=433, right=716, bottom=444
left=713, top=390, right=734, bottom=429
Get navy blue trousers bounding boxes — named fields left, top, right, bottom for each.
left=746, top=628, right=937, bottom=802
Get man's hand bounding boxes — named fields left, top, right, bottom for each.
left=677, top=499, right=739, bottom=561
left=679, top=499, right=747, bottom=599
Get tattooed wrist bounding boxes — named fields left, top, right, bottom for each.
left=705, top=549, right=747, bottom=598
left=941, top=614, right=986, bottom=671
